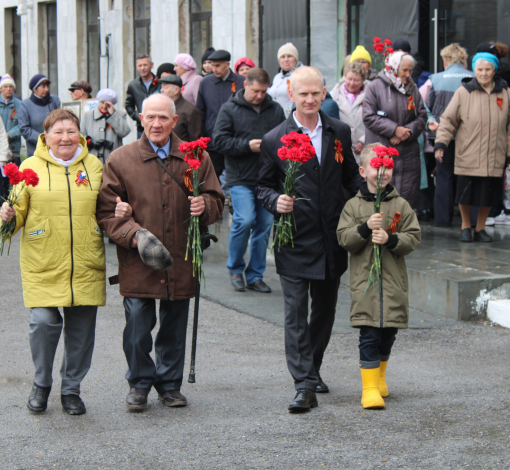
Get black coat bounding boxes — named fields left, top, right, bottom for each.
left=213, top=89, right=285, bottom=187
left=257, top=111, right=362, bottom=280
left=195, top=69, right=245, bottom=152
left=125, top=75, right=160, bottom=132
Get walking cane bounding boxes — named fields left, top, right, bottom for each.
left=188, top=231, right=218, bottom=383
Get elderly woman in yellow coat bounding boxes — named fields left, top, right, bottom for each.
left=0, top=109, right=105, bottom=415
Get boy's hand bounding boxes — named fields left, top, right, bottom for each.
left=372, top=228, right=389, bottom=245
left=367, top=212, right=383, bottom=230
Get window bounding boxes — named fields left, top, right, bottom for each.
left=47, top=2, right=58, bottom=95
left=87, top=0, right=100, bottom=95
left=347, top=0, right=364, bottom=54
left=133, top=0, right=150, bottom=73
left=190, top=0, right=212, bottom=67
left=4, top=7, right=22, bottom=85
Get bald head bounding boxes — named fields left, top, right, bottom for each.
left=139, top=93, right=179, bottom=147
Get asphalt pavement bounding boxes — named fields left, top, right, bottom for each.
left=1, top=236, right=510, bottom=470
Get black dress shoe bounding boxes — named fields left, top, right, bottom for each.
left=126, top=387, right=150, bottom=411
left=459, top=228, right=472, bottom=242
left=246, top=279, right=272, bottom=293
left=315, top=370, right=329, bottom=393
left=474, top=230, right=492, bottom=242
left=288, top=389, right=318, bottom=412
left=158, top=390, right=187, bottom=407
left=61, top=394, right=86, bottom=415
left=27, top=384, right=51, bottom=413
left=230, top=273, right=246, bottom=292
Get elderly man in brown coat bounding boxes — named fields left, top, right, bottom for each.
left=97, top=94, right=224, bottom=411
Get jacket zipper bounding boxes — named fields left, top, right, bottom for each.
left=64, top=168, right=75, bottom=306
left=487, top=93, right=491, bottom=175
left=379, top=273, right=384, bottom=328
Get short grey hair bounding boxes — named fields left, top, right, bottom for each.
left=141, top=94, right=176, bottom=116
left=401, top=53, right=416, bottom=66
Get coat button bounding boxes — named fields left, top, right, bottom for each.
left=314, top=165, right=318, bottom=170
left=164, top=206, right=169, bottom=211
left=160, top=279, right=165, bottom=284
left=162, top=182, right=167, bottom=186
left=121, top=231, right=125, bottom=235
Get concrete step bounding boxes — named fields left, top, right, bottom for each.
left=487, top=299, right=510, bottom=328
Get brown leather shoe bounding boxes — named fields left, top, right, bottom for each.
left=158, top=390, right=187, bottom=407
left=126, top=387, right=150, bottom=411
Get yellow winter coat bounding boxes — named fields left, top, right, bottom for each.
left=12, top=134, right=106, bottom=308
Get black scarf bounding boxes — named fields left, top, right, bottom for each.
left=30, top=93, right=52, bottom=106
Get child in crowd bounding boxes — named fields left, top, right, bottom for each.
left=337, top=143, right=421, bottom=409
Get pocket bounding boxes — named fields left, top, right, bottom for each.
left=21, top=219, right=57, bottom=273
left=84, top=218, right=105, bottom=271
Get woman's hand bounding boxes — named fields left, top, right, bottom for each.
left=435, top=149, right=444, bottom=163
left=372, top=228, right=389, bottom=245
left=395, top=126, right=411, bottom=141
left=115, top=197, right=133, bottom=218
left=390, top=136, right=402, bottom=146
left=353, top=142, right=364, bottom=154
left=0, top=202, right=15, bottom=222
left=427, top=121, right=439, bottom=132
left=189, top=196, right=205, bottom=217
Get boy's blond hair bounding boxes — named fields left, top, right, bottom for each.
left=359, top=142, right=384, bottom=167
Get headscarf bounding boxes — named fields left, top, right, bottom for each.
left=384, top=51, right=414, bottom=95
left=472, top=52, right=499, bottom=73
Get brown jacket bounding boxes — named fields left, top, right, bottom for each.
left=96, top=132, right=224, bottom=300
left=435, top=77, right=510, bottom=177
left=174, top=95, right=202, bottom=142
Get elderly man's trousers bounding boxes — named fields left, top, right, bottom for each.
left=123, top=297, right=190, bottom=393
left=279, top=273, right=340, bottom=391
left=29, top=306, right=97, bottom=396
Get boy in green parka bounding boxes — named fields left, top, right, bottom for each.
left=337, top=143, right=421, bottom=409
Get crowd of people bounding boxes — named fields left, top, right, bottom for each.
left=1, top=37, right=509, bottom=416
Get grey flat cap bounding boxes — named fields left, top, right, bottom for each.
left=137, top=229, right=173, bottom=271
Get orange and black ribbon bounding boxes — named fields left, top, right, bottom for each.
left=9, top=109, right=17, bottom=119
left=286, top=79, right=291, bottom=91
left=386, top=212, right=401, bottom=234
left=184, top=168, right=193, bottom=192
left=497, top=97, right=503, bottom=110
left=334, top=139, right=344, bottom=163
left=407, top=96, right=416, bottom=111
left=231, top=81, right=236, bottom=94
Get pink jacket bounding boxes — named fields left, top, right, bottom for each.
left=181, top=70, right=202, bottom=106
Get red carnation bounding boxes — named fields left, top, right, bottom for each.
left=3, top=163, right=19, bottom=179
left=185, top=156, right=201, bottom=170
left=22, top=168, right=39, bottom=187
left=373, top=37, right=381, bottom=43
left=375, top=43, right=384, bottom=53
left=386, top=47, right=394, bottom=54
left=382, top=158, right=395, bottom=169
left=370, top=157, right=384, bottom=169
left=386, top=147, right=399, bottom=157
left=372, top=145, right=388, bottom=158
left=278, top=147, right=289, bottom=161
left=384, top=39, right=393, bottom=45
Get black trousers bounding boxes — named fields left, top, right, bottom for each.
left=434, top=141, right=456, bottom=227
left=208, top=150, right=225, bottom=179
left=123, top=297, right=190, bottom=393
left=280, top=272, right=340, bottom=391
left=359, top=326, right=398, bottom=369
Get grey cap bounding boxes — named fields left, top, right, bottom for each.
left=136, top=229, right=173, bottom=271
left=159, top=75, right=183, bottom=88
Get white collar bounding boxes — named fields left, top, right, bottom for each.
left=49, top=145, right=83, bottom=167
left=292, top=111, right=322, bottom=134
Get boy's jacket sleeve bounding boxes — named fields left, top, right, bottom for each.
left=388, top=201, right=421, bottom=256
left=336, top=199, right=369, bottom=254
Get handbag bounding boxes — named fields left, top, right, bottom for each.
left=155, top=158, right=212, bottom=250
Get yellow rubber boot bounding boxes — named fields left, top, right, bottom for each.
left=379, top=360, right=389, bottom=398
left=360, top=368, right=385, bottom=409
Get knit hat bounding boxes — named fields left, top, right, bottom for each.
left=277, top=43, right=299, bottom=61
left=393, top=38, right=412, bottom=53
left=0, top=74, right=15, bottom=89
left=29, top=74, right=50, bottom=91
left=136, top=229, right=173, bottom=271
left=202, top=47, right=216, bottom=63
left=472, top=52, right=499, bottom=72
left=156, top=63, right=175, bottom=79
left=350, top=46, right=372, bottom=65
left=234, top=57, right=256, bottom=74
left=96, top=88, right=118, bottom=104
left=174, top=53, right=197, bottom=71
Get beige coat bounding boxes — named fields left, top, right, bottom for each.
left=435, top=77, right=510, bottom=177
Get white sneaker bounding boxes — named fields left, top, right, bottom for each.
left=485, top=217, right=496, bottom=226
left=494, top=211, right=507, bottom=224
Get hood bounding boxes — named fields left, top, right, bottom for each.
left=33, top=133, right=89, bottom=166
left=461, top=76, right=508, bottom=94
left=356, top=182, right=399, bottom=201
left=376, top=70, right=416, bottom=95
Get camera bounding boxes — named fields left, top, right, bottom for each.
left=86, top=137, right=114, bottom=151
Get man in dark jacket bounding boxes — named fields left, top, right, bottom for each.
left=125, top=54, right=160, bottom=138
left=257, top=66, right=362, bottom=412
left=213, top=68, right=285, bottom=293
left=160, top=74, right=201, bottom=142
left=196, top=49, right=245, bottom=178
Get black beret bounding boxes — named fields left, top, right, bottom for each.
left=208, top=50, right=231, bottom=62
left=159, top=75, right=183, bottom=87
left=393, top=38, right=411, bottom=53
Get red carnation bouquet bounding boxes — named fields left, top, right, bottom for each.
left=372, top=37, right=394, bottom=73
left=178, top=137, right=211, bottom=281
left=1, top=163, right=39, bottom=255
left=273, top=131, right=316, bottom=252
left=365, top=145, right=399, bottom=293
